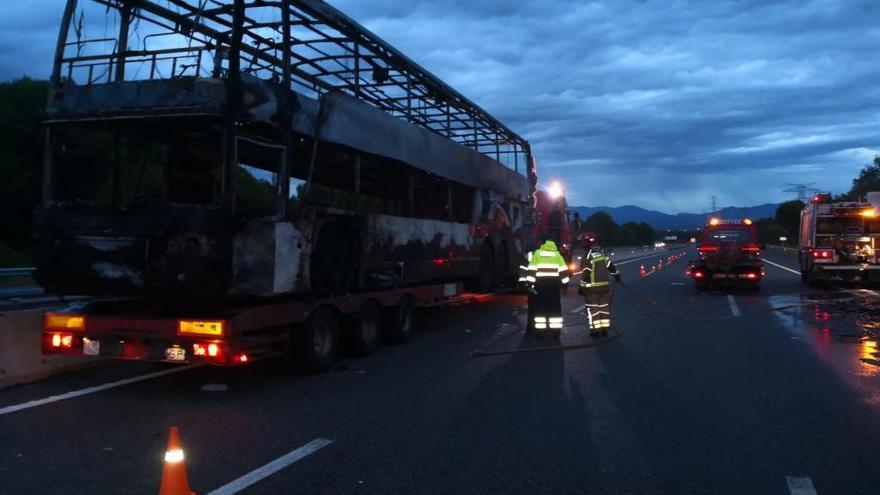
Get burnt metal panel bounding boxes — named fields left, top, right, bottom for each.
left=297, top=92, right=530, bottom=201
left=45, top=78, right=227, bottom=121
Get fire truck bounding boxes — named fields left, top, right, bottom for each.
left=533, top=181, right=573, bottom=265
left=688, top=217, right=764, bottom=290
left=798, top=192, right=880, bottom=286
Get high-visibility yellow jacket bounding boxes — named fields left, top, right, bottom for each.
left=579, top=248, right=619, bottom=289
left=521, top=240, right=570, bottom=284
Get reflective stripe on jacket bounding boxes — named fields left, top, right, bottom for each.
left=526, top=241, right=570, bottom=284
left=579, top=249, right=618, bottom=289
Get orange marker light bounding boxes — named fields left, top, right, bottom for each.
left=178, top=320, right=224, bottom=336
left=45, top=313, right=85, bottom=331
left=862, top=209, right=877, bottom=217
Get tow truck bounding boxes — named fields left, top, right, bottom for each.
left=688, top=217, right=764, bottom=290
left=798, top=192, right=880, bottom=287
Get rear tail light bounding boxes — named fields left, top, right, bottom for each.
left=698, top=245, right=718, bottom=253
left=741, top=245, right=760, bottom=254
left=811, top=249, right=833, bottom=262
left=694, top=270, right=705, bottom=279
left=193, top=342, right=224, bottom=359
left=51, top=333, right=74, bottom=348
left=746, top=273, right=757, bottom=279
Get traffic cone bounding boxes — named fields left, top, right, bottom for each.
left=159, top=427, right=195, bottom=495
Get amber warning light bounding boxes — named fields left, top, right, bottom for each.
left=178, top=320, right=224, bottom=337
left=44, top=313, right=86, bottom=331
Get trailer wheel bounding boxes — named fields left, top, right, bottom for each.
left=296, top=308, right=339, bottom=372
left=345, top=300, right=381, bottom=356
left=384, top=295, right=415, bottom=344
left=495, top=242, right=509, bottom=284
left=476, top=243, right=495, bottom=292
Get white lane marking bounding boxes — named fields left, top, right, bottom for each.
left=785, top=475, right=817, bottom=495
left=570, top=303, right=586, bottom=314
left=616, top=248, right=690, bottom=266
left=727, top=294, right=741, bottom=317
left=762, top=257, right=801, bottom=276
left=207, top=438, right=334, bottom=495
left=0, top=364, right=202, bottom=417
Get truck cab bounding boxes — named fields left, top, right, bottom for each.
left=534, top=187, right=572, bottom=264
left=689, top=218, right=764, bottom=290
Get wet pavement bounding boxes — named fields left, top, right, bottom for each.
left=6, top=247, right=880, bottom=493
left=770, top=288, right=880, bottom=401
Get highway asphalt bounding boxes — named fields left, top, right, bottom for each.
left=3, top=247, right=880, bottom=494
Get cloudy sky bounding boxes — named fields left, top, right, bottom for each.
left=2, top=0, right=879, bottom=213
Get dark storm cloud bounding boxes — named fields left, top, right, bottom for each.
left=4, top=0, right=879, bottom=212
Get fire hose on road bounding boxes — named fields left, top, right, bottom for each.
left=471, top=280, right=806, bottom=357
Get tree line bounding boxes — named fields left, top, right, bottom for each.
left=573, top=211, right=656, bottom=246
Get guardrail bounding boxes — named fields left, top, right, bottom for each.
left=0, top=267, right=51, bottom=309
left=0, top=267, right=35, bottom=278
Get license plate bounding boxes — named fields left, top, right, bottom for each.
left=165, top=347, right=186, bottom=361
left=83, top=339, right=100, bottom=356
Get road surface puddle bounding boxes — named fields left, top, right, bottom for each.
left=769, top=290, right=880, bottom=379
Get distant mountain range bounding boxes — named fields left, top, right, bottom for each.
left=570, top=204, right=780, bottom=230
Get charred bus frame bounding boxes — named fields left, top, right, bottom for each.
left=36, top=0, right=535, bottom=298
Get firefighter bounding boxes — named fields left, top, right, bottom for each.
left=578, top=238, right=620, bottom=338
left=524, top=239, right=570, bottom=334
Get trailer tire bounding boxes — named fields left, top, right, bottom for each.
left=384, top=295, right=415, bottom=344
left=296, top=308, right=339, bottom=373
left=476, top=243, right=495, bottom=292
left=344, top=300, right=381, bottom=356
left=495, top=242, right=509, bottom=284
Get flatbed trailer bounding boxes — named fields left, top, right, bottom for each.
left=42, top=282, right=472, bottom=372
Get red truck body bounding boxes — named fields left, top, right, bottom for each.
left=534, top=189, right=572, bottom=263
left=688, top=218, right=764, bottom=289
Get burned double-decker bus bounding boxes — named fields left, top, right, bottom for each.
left=35, top=0, right=536, bottom=299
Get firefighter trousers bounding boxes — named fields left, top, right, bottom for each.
left=529, top=279, right=563, bottom=332
left=584, top=287, right=612, bottom=334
